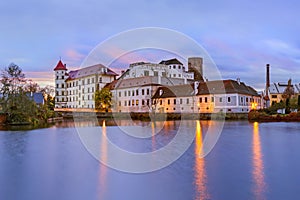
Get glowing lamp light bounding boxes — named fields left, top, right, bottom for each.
left=251, top=102, right=258, bottom=110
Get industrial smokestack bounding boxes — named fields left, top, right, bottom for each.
left=266, top=64, right=270, bottom=88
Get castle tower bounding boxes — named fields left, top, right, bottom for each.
left=54, top=60, right=68, bottom=109
left=188, top=57, right=204, bottom=81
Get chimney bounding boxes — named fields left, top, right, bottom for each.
left=194, top=81, right=199, bottom=95
left=266, top=64, right=270, bottom=88
left=237, top=78, right=240, bottom=85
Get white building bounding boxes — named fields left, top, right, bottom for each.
left=54, top=60, right=68, bottom=108
left=108, top=58, right=201, bottom=113
left=152, top=79, right=262, bottom=114
left=54, top=60, right=117, bottom=109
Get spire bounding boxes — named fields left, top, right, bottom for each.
left=54, top=60, right=67, bottom=71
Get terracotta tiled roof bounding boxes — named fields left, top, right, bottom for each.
left=54, top=60, right=67, bottom=71
left=152, top=80, right=260, bottom=99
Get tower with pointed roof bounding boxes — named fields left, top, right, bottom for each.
left=54, top=60, right=68, bottom=109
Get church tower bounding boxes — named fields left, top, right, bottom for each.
left=54, top=60, right=68, bottom=109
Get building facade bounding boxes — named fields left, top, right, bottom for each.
left=269, top=82, right=300, bottom=105
left=152, top=80, right=262, bottom=114
left=54, top=60, right=117, bottom=109
left=108, top=58, right=201, bottom=113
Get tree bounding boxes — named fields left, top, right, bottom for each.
left=1, top=63, right=26, bottom=96
left=95, top=88, right=112, bottom=111
left=282, top=79, right=295, bottom=114
left=0, top=64, right=52, bottom=124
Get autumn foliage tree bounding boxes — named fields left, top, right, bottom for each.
left=95, top=88, right=112, bottom=112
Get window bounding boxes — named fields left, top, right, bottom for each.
left=124, top=91, right=127, bottom=97
left=271, top=95, right=277, bottom=98
left=132, top=99, right=135, bottom=106
left=246, top=97, right=248, bottom=102
left=241, top=97, right=243, bottom=103
left=62, top=76, right=64, bottom=79
left=144, top=71, right=149, bottom=76
left=62, top=97, right=64, bottom=102
left=136, top=100, right=139, bottom=106
left=178, top=65, right=181, bottom=69
left=199, top=97, right=202, bottom=103
left=56, top=76, right=59, bottom=79
left=87, top=79, right=90, bottom=84
left=160, top=100, right=162, bottom=105
left=82, top=80, right=85, bottom=85
left=142, top=89, right=144, bottom=95
left=88, top=88, right=90, bottom=93
left=125, top=101, right=127, bottom=106
left=56, top=84, right=59, bottom=88
left=56, top=91, right=59, bottom=96
left=205, top=97, right=208, bottom=103
left=147, top=99, right=150, bottom=106
left=62, top=91, right=64, bottom=95
left=128, top=91, right=131, bottom=96
left=174, top=99, right=176, bottom=105
left=186, top=98, right=189, bottom=104
left=211, top=97, right=214, bottom=102
left=128, top=100, right=131, bottom=106
left=92, top=78, right=95, bottom=83
left=147, top=89, right=150, bottom=95
left=228, top=97, right=231, bottom=103
left=136, top=89, right=139, bottom=96
left=154, top=71, right=158, bottom=76
left=168, top=99, right=170, bottom=105
left=219, top=98, right=223, bottom=102
left=180, top=99, right=183, bottom=104
left=119, top=101, right=121, bottom=106
left=119, top=92, right=121, bottom=97
left=173, top=65, right=176, bottom=69
left=132, top=90, right=135, bottom=96
left=99, top=77, right=102, bottom=83
left=142, top=100, right=145, bottom=105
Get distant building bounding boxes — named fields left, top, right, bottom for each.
left=27, top=92, right=45, bottom=106
left=269, top=82, right=300, bottom=105
left=54, top=60, right=118, bottom=109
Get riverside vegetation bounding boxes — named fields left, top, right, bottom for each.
left=0, top=63, right=55, bottom=125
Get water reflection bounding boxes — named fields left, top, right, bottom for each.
left=98, top=120, right=108, bottom=199
left=194, top=120, right=210, bottom=200
left=252, top=122, right=266, bottom=199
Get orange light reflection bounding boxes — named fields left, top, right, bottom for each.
left=252, top=122, right=266, bottom=199
left=194, top=120, right=210, bottom=200
left=98, top=120, right=108, bottom=199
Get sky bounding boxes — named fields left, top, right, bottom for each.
left=1, top=0, right=300, bottom=90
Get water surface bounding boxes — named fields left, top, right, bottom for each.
left=0, top=120, right=300, bottom=200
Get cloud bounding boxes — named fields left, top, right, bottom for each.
left=24, top=71, right=54, bottom=87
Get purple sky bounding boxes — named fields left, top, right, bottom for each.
left=1, top=0, right=299, bottom=90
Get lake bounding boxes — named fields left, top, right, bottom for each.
left=0, top=120, right=300, bottom=200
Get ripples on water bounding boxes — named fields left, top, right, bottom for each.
left=1, top=120, right=300, bottom=200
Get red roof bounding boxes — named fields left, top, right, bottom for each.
left=54, top=60, right=67, bottom=71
